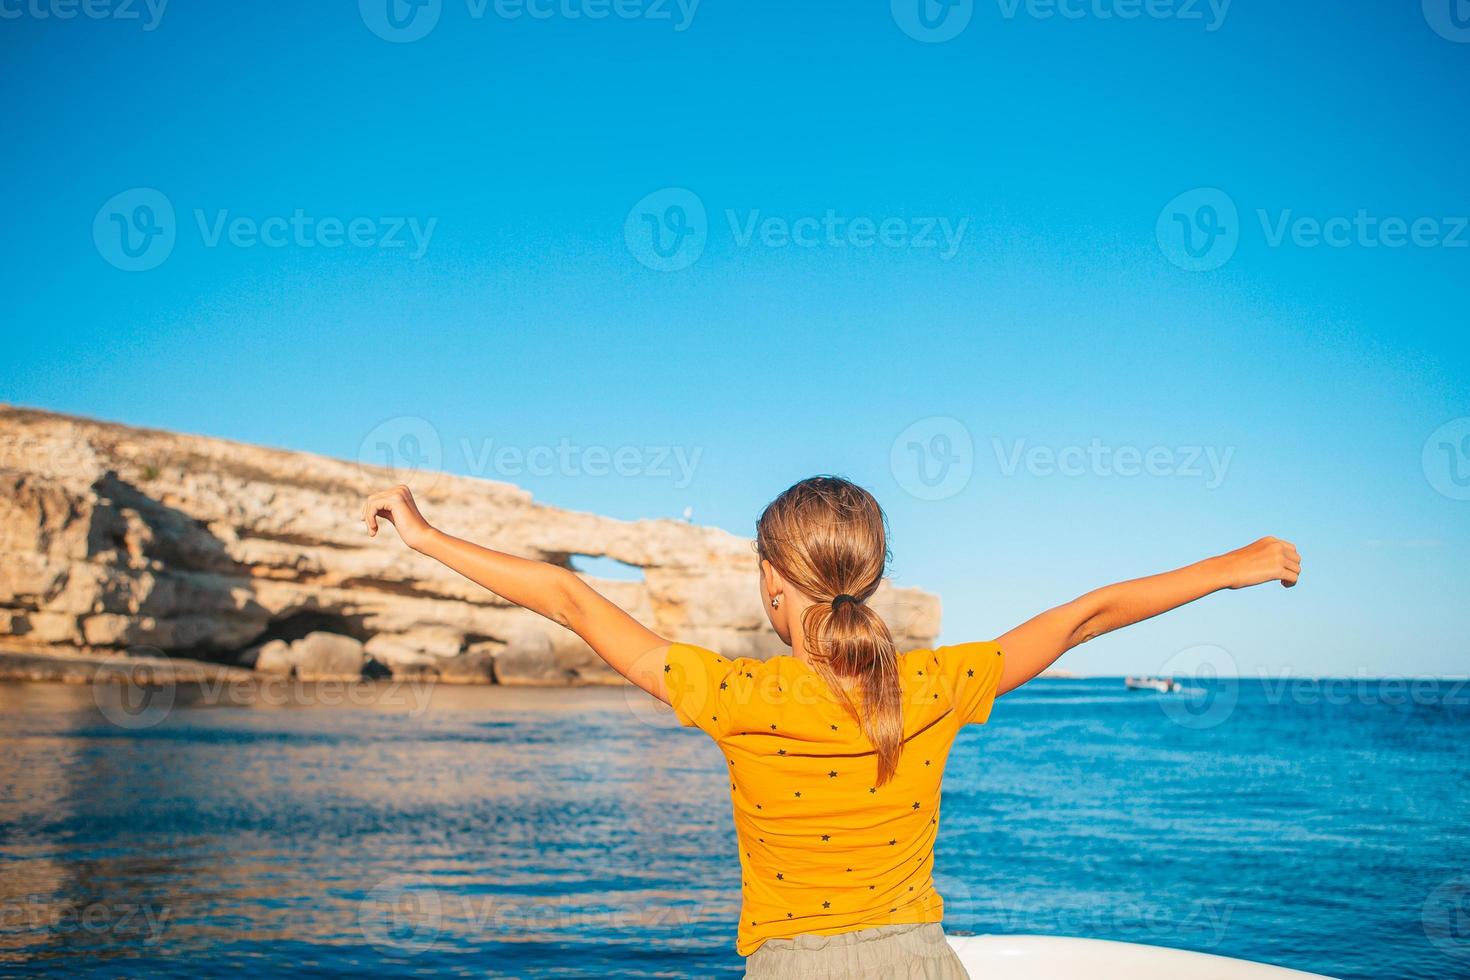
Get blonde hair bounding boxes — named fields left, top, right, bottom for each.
left=756, top=476, right=904, bottom=785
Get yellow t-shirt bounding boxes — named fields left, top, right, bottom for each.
left=664, top=640, right=1005, bottom=956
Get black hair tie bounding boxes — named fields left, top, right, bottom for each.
left=831, top=594, right=859, bottom=612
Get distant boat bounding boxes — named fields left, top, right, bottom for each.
left=1125, top=676, right=1180, bottom=693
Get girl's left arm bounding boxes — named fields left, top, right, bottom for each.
left=361, top=485, right=673, bottom=702
left=992, top=537, right=1301, bottom=696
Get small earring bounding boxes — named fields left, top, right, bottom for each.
left=771, top=595, right=781, bottom=609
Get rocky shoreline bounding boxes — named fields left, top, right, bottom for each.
left=0, top=406, right=941, bottom=686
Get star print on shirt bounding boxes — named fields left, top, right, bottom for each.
left=668, top=641, right=1006, bottom=949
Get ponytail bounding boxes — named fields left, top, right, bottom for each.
left=803, top=593, right=904, bottom=785
left=756, top=476, right=906, bottom=786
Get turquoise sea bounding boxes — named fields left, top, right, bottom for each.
left=1, top=677, right=1466, bottom=979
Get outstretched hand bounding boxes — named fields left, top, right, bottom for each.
left=1220, top=536, right=1302, bottom=589
left=994, top=535, right=1302, bottom=697
left=361, top=485, right=434, bottom=551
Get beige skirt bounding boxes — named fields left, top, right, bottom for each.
left=742, top=922, right=969, bottom=980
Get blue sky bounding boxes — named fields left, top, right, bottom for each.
left=3, top=0, right=1468, bottom=676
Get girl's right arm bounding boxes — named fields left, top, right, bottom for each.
left=992, top=537, right=1301, bottom=696
left=361, top=485, right=674, bottom=703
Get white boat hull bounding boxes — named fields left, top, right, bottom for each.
left=946, top=934, right=1334, bottom=978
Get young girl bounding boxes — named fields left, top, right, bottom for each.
left=362, top=475, right=1300, bottom=978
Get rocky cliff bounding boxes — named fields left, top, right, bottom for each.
left=0, top=407, right=941, bottom=684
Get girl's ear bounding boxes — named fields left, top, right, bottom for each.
left=760, top=559, right=781, bottom=601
